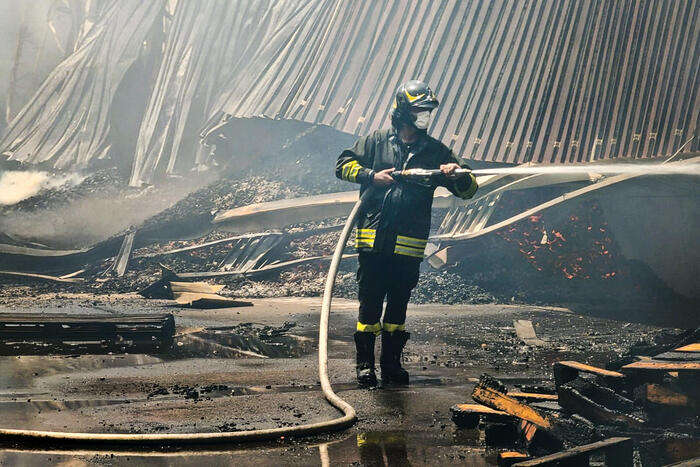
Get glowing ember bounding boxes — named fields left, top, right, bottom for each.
left=496, top=201, right=622, bottom=281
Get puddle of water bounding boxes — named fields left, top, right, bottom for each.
left=320, top=429, right=491, bottom=466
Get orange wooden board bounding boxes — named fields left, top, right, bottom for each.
left=676, top=343, right=700, bottom=353
left=453, top=403, right=508, bottom=415
left=556, top=360, right=624, bottom=378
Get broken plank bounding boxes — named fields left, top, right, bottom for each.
left=513, top=437, right=632, bottom=466
left=472, top=385, right=552, bottom=429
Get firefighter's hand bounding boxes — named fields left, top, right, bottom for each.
left=440, top=163, right=461, bottom=179
left=372, top=167, right=395, bottom=186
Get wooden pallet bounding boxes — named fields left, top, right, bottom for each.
left=0, top=313, right=175, bottom=355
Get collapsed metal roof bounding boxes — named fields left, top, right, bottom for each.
left=2, top=0, right=698, bottom=184
left=207, top=0, right=699, bottom=163
left=0, top=0, right=164, bottom=169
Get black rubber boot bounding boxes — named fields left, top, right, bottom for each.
left=380, top=330, right=410, bottom=385
left=354, top=331, right=377, bottom=387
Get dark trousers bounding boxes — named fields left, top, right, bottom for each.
left=356, top=251, right=420, bottom=332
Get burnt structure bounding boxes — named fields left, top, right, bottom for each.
left=0, top=0, right=697, bottom=186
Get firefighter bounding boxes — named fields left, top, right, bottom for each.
left=335, top=80, right=478, bottom=387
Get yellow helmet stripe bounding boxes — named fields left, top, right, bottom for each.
left=405, top=90, right=426, bottom=103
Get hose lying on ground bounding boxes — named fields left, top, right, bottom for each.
left=0, top=197, right=365, bottom=445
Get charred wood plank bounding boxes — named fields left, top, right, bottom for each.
left=512, top=437, right=632, bottom=466
left=557, top=383, right=645, bottom=429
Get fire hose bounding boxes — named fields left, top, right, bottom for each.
left=0, top=194, right=368, bottom=446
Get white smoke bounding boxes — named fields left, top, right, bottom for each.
left=0, top=170, right=86, bottom=205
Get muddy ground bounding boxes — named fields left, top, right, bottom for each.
left=0, top=294, right=680, bottom=466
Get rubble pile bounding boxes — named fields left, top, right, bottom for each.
left=0, top=137, right=695, bottom=315
left=0, top=163, right=500, bottom=305
left=450, top=332, right=700, bottom=466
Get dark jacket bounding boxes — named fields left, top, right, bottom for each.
left=336, top=128, right=477, bottom=259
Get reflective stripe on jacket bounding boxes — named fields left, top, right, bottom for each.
left=336, top=128, right=478, bottom=260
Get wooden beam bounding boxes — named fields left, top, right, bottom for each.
left=513, top=437, right=632, bottom=466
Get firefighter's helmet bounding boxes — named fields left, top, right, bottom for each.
left=391, top=80, right=439, bottom=131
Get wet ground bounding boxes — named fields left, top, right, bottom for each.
left=0, top=295, right=671, bottom=465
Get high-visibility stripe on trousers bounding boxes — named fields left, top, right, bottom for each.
left=393, top=235, right=427, bottom=258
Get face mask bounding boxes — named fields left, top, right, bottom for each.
left=413, top=110, right=431, bottom=130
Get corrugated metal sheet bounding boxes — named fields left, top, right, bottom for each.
left=210, top=0, right=699, bottom=164
left=0, top=0, right=164, bottom=169
left=129, top=0, right=290, bottom=186
left=3, top=1, right=697, bottom=180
